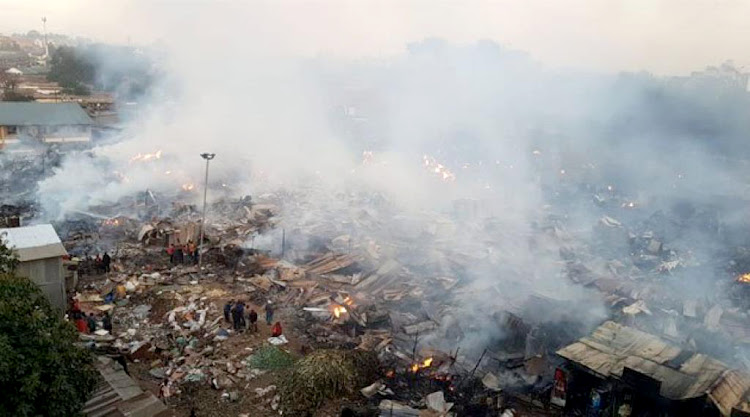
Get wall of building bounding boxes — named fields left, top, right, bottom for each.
left=15, top=257, right=65, bottom=312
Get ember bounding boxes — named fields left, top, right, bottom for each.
left=737, top=273, right=750, bottom=283
left=102, top=218, right=121, bottom=227
left=423, top=155, right=456, bottom=182
left=410, top=357, right=434, bottom=373
left=332, top=305, right=347, bottom=318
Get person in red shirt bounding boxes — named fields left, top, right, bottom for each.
left=271, top=322, right=283, bottom=337
left=166, top=244, right=175, bottom=264
left=75, top=315, right=88, bottom=333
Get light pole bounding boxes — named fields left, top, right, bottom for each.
left=198, top=152, right=215, bottom=268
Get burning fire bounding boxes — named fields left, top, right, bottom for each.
left=343, top=296, right=354, bottom=306
left=102, top=218, right=121, bottom=227
left=423, top=155, right=456, bottom=182
left=737, top=273, right=750, bottom=283
left=130, top=150, right=162, bottom=163
left=181, top=183, right=195, bottom=192
left=333, top=306, right=347, bottom=318
left=410, top=357, right=434, bottom=373
left=621, top=201, right=637, bottom=209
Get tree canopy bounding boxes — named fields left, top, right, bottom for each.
left=0, top=238, right=97, bottom=416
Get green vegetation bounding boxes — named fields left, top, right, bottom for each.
left=47, top=46, right=94, bottom=95
left=0, top=238, right=97, bottom=416
left=279, top=349, right=378, bottom=416
left=246, top=345, right=296, bottom=370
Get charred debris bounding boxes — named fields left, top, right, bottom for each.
left=7, top=154, right=750, bottom=416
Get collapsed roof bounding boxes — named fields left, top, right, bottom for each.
left=557, top=321, right=750, bottom=416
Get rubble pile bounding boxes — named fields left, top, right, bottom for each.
left=60, top=182, right=750, bottom=416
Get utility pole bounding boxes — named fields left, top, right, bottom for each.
left=198, top=153, right=215, bottom=268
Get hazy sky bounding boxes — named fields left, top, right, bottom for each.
left=1, top=0, right=749, bottom=75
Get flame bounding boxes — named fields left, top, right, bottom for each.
left=343, top=296, right=354, bottom=306
left=621, top=201, right=637, bottom=209
left=333, top=306, right=347, bottom=318
left=102, top=218, right=121, bottom=227
left=423, top=155, right=456, bottom=182
left=181, top=183, right=195, bottom=191
left=130, top=150, right=162, bottom=163
left=410, top=357, right=434, bottom=373
left=738, top=273, right=750, bottom=283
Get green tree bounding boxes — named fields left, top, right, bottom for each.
left=47, top=46, right=95, bottom=92
left=0, top=238, right=97, bottom=416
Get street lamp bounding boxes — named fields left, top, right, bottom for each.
left=198, top=152, right=215, bottom=268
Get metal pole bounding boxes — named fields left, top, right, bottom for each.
left=198, top=156, right=212, bottom=268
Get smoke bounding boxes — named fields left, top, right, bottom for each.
left=32, top=3, right=750, bottom=359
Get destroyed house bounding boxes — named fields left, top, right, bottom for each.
left=556, top=321, right=750, bottom=417
left=0, top=102, right=93, bottom=147
left=0, top=224, right=68, bottom=312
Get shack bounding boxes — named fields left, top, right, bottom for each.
left=0, top=102, right=93, bottom=148
left=0, top=224, right=68, bottom=311
left=556, top=321, right=750, bottom=417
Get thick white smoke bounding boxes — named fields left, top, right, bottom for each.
left=34, top=3, right=750, bottom=357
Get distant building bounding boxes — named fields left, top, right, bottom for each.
left=0, top=102, right=93, bottom=148
left=4, top=67, right=22, bottom=75
left=0, top=224, right=68, bottom=311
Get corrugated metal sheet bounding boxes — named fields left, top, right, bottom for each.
left=0, top=224, right=67, bottom=261
left=0, top=102, right=93, bottom=126
left=83, top=356, right=169, bottom=417
left=557, top=321, right=750, bottom=416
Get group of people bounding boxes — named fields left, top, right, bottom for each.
left=167, top=240, right=198, bottom=265
left=69, top=299, right=112, bottom=334
left=223, top=300, right=282, bottom=336
left=79, top=252, right=112, bottom=275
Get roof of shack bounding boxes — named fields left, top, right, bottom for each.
left=0, top=102, right=93, bottom=126
left=0, top=224, right=67, bottom=262
left=557, top=321, right=750, bottom=416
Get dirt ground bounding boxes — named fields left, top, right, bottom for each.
left=108, top=280, right=370, bottom=417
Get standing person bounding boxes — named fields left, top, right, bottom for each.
left=102, top=252, right=111, bottom=273
left=95, top=254, right=103, bottom=274
left=223, top=300, right=234, bottom=323
left=75, top=312, right=88, bottom=333
left=232, top=301, right=245, bottom=331
left=248, top=308, right=258, bottom=333
left=185, top=240, right=194, bottom=264
left=174, top=243, right=184, bottom=264
left=264, top=301, right=274, bottom=325
left=188, top=240, right=198, bottom=264
left=102, top=311, right=113, bottom=333
left=87, top=312, right=97, bottom=333
left=167, top=244, right=175, bottom=264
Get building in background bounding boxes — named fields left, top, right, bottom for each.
left=0, top=224, right=68, bottom=311
left=0, top=102, right=93, bottom=148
